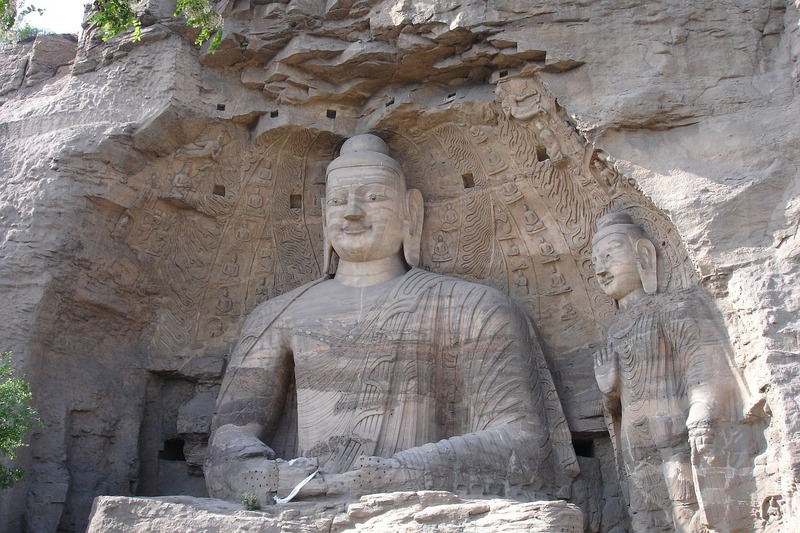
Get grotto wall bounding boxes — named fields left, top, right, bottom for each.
left=0, top=0, right=798, bottom=531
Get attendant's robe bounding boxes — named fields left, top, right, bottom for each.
left=601, top=290, right=743, bottom=532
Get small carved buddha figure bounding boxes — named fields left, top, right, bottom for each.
left=431, top=233, right=451, bottom=262
left=216, top=288, right=233, bottom=314
left=523, top=204, right=545, bottom=233
left=206, top=134, right=578, bottom=508
left=501, top=177, right=523, bottom=204
left=559, top=302, right=577, bottom=321
left=111, top=211, right=133, bottom=241
left=248, top=187, right=264, bottom=210
left=236, top=221, right=252, bottom=242
left=441, top=203, right=458, bottom=232
left=255, top=277, right=269, bottom=298
left=534, top=120, right=563, bottom=161
left=259, top=246, right=273, bottom=271
left=514, top=269, right=529, bottom=296
left=548, top=266, right=570, bottom=295
left=222, top=252, right=240, bottom=279
left=592, top=211, right=742, bottom=532
left=591, top=154, right=619, bottom=195
left=495, top=209, right=513, bottom=237
left=538, top=236, right=558, bottom=263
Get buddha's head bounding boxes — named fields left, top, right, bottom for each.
left=323, top=134, right=423, bottom=273
left=591, top=211, right=657, bottom=305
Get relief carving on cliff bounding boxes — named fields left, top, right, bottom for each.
left=120, top=76, right=698, bottom=426
left=92, top=72, right=739, bottom=526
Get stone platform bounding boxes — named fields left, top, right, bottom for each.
left=86, top=492, right=583, bottom=532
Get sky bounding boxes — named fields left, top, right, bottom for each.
left=23, top=0, right=87, bottom=35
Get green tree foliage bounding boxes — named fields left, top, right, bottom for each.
left=0, top=352, right=39, bottom=490
left=0, top=0, right=14, bottom=31
left=175, top=0, right=222, bottom=52
left=0, top=1, right=42, bottom=43
left=89, top=0, right=142, bottom=43
left=16, top=23, right=46, bottom=41
left=1, top=0, right=41, bottom=30
left=1, top=1, right=222, bottom=51
left=89, top=0, right=222, bottom=52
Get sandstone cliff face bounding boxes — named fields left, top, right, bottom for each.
left=0, top=1, right=798, bottom=531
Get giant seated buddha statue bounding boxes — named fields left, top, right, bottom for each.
left=205, top=134, right=578, bottom=507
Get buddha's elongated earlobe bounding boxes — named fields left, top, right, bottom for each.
left=635, top=238, right=658, bottom=294
left=322, top=203, right=336, bottom=275
left=403, top=189, right=424, bottom=267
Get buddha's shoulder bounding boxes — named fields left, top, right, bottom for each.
left=243, top=278, right=330, bottom=327
left=627, top=288, right=709, bottom=319
left=405, top=269, right=515, bottom=306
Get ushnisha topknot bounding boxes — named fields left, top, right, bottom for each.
left=592, top=211, right=648, bottom=244
left=326, top=133, right=404, bottom=182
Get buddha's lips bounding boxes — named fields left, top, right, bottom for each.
left=342, top=225, right=371, bottom=234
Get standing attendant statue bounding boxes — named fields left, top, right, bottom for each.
left=205, top=134, right=578, bottom=507
left=591, top=211, right=749, bottom=532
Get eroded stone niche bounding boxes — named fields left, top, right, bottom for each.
left=92, top=75, right=703, bottom=508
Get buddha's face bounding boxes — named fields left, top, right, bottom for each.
left=325, top=166, right=406, bottom=263
left=592, top=232, right=643, bottom=300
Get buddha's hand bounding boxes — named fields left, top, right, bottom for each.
left=324, top=456, right=417, bottom=497
left=206, top=424, right=279, bottom=502
left=273, top=457, right=326, bottom=501
left=222, top=457, right=326, bottom=505
left=593, top=346, right=619, bottom=397
left=206, top=456, right=279, bottom=505
left=687, top=403, right=716, bottom=457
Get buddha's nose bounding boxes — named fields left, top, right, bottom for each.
left=594, top=260, right=607, bottom=277
left=344, top=202, right=364, bottom=221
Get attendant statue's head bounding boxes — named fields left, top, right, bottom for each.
left=323, top=134, right=424, bottom=286
left=592, top=211, right=657, bottom=307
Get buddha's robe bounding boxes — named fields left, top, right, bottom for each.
left=207, top=269, right=577, bottom=501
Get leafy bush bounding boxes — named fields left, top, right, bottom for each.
left=0, top=351, right=39, bottom=489
left=16, top=23, right=45, bottom=41
left=241, top=491, right=261, bottom=511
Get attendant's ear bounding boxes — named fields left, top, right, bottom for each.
left=635, top=238, right=657, bottom=294
left=403, top=189, right=424, bottom=267
left=322, top=202, right=336, bottom=275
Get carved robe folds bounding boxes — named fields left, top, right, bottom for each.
left=207, top=269, right=577, bottom=502
left=600, top=291, right=746, bottom=532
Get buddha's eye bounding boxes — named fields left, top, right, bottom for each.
left=605, top=253, right=611, bottom=261
left=327, top=196, right=345, bottom=206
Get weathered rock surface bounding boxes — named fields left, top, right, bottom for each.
left=86, top=492, right=583, bottom=532
left=0, top=34, right=77, bottom=101
left=0, top=1, right=798, bottom=532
